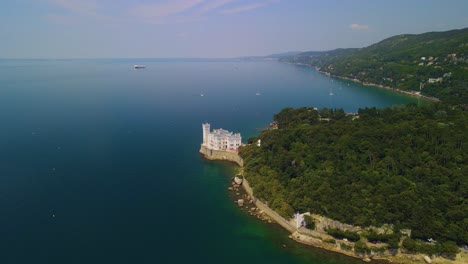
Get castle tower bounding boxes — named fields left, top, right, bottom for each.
left=202, top=123, right=210, bottom=146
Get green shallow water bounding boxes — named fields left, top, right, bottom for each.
left=0, top=59, right=421, bottom=264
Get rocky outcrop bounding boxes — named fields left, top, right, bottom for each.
left=313, top=214, right=362, bottom=233
left=234, top=176, right=243, bottom=185
left=311, top=214, right=392, bottom=235
left=199, top=145, right=244, bottom=167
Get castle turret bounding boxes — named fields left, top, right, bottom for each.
left=202, top=123, right=210, bottom=146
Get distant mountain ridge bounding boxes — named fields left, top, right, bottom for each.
left=264, top=51, right=303, bottom=58
left=281, top=28, right=468, bottom=104
left=239, top=51, right=303, bottom=61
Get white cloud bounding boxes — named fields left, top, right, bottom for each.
left=219, top=2, right=266, bottom=14
left=130, top=0, right=204, bottom=24
left=49, top=0, right=99, bottom=16
left=197, top=0, right=237, bottom=14
left=43, top=13, right=80, bottom=25
left=350, top=23, right=369, bottom=30
left=128, top=0, right=274, bottom=24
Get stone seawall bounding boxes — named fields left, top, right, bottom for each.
left=242, top=178, right=379, bottom=236
left=199, top=145, right=244, bottom=167
left=242, top=178, right=297, bottom=233
left=242, top=178, right=394, bottom=261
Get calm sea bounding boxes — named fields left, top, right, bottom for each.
left=0, top=59, right=421, bottom=264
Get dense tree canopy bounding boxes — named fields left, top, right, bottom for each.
left=239, top=103, right=467, bottom=245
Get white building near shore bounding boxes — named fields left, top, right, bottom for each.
left=294, top=212, right=311, bottom=229
left=202, top=123, right=242, bottom=152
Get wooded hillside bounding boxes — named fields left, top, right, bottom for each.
left=281, top=28, right=468, bottom=104
left=240, top=103, right=467, bottom=245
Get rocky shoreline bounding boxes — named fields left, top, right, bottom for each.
left=230, top=173, right=468, bottom=264
left=201, top=139, right=466, bottom=264
left=219, top=164, right=467, bottom=264
left=228, top=176, right=275, bottom=224
left=227, top=176, right=387, bottom=263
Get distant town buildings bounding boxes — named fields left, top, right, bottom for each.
left=202, top=123, right=242, bottom=152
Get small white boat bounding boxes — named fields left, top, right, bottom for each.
left=133, top=65, right=146, bottom=69
left=256, top=92, right=261, bottom=96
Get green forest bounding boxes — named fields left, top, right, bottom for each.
left=280, top=28, right=468, bottom=104
left=239, top=103, right=467, bottom=247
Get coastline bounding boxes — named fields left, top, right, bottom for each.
left=201, top=150, right=467, bottom=264
left=199, top=147, right=381, bottom=262
left=285, top=62, right=441, bottom=102
left=240, top=173, right=468, bottom=264
left=241, top=176, right=384, bottom=262
left=241, top=177, right=370, bottom=261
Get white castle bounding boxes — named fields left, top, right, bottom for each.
left=202, top=123, right=242, bottom=152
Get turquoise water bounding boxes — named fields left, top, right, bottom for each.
left=0, top=59, right=419, bottom=264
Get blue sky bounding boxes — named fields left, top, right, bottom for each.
left=1, top=0, right=467, bottom=58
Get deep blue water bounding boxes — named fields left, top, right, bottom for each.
left=0, top=59, right=421, bottom=264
